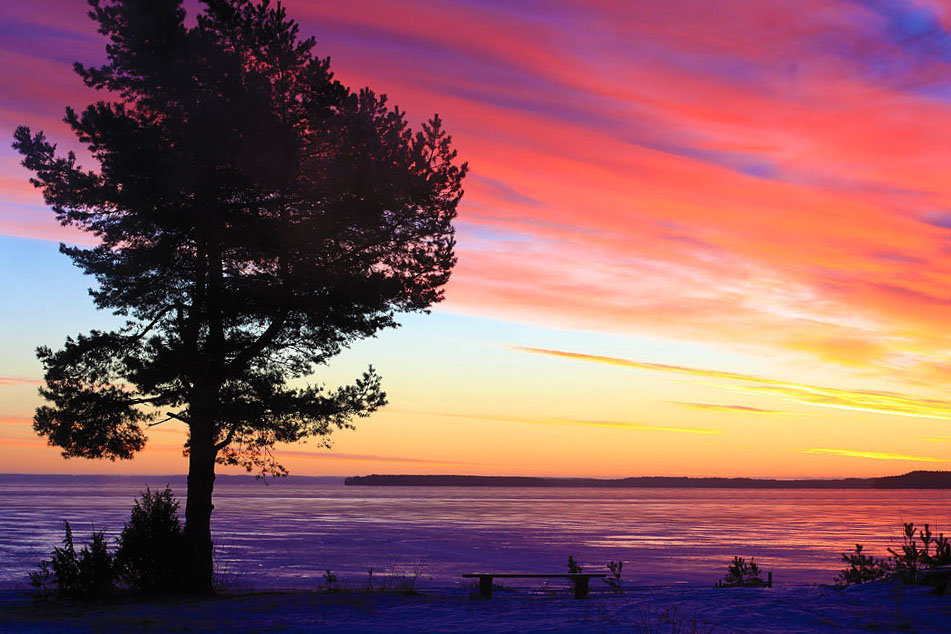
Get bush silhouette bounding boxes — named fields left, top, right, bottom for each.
left=888, top=522, right=951, bottom=584
left=836, top=522, right=951, bottom=586
left=604, top=560, right=623, bottom=593
left=835, top=544, right=890, bottom=586
left=30, top=521, right=116, bottom=600
left=716, top=556, right=767, bottom=587
left=30, top=487, right=187, bottom=599
left=567, top=555, right=583, bottom=574
left=115, top=486, right=187, bottom=594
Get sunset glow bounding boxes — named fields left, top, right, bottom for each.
left=2, top=0, right=951, bottom=477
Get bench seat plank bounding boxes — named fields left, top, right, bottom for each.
left=462, top=573, right=607, bottom=599
left=463, top=573, right=606, bottom=578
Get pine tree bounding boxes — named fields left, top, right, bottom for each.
left=14, top=0, right=466, bottom=593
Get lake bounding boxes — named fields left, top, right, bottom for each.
left=1, top=475, right=949, bottom=590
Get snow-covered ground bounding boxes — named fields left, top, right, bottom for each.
left=1, top=580, right=949, bottom=633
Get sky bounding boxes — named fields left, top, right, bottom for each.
left=2, top=0, right=951, bottom=478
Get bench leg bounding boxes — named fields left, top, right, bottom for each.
left=479, top=576, right=493, bottom=599
left=931, top=575, right=949, bottom=596
left=573, top=577, right=590, bottom=599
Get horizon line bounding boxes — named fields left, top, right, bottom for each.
left=2, top=470, right=946, bottom=481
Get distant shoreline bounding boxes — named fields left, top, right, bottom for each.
left=344, top=470, right=951, bottom=488
left=4, top=471, right=951, bottom=489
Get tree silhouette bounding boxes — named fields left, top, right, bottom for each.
left=14, top=0, right=466, bottom=593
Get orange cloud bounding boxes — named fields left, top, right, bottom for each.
left=510, top=345, right=951, bottom=420
left=803, top=448, right=947, bottom=463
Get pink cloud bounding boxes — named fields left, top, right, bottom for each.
left=7, top=0, right=951, bottom=379
left=0, top=377, right=41, bottom=386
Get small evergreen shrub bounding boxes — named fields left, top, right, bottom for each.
left=604, top=560, right=623, bottom=593
left=114, top=486, right=187, bottom=594
left=27, top=560, right=54, bottom=600
left=716, top=556, right=767, bottom=587
left=888, top=522, right=951, bottom=583
left=77, top=530, right=115, bottom=599
left=835, top=544, right=890, bottom=586
left=31, top=521, right=117, bottom=600
left=567, top=555, right=583, bottom=574
left=836, top=521, right=951, bottom=587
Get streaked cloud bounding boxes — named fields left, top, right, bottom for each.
left=510, top=345, right=951, bottom=420
left=435, top=411, right=720, bottom=435
left=0, top=377, right=41, bottom=386
left=0, top=415, right=32, bottom=424
left=673, top=403, right=781, bottom=414
left=803, top=448, right=947, bottom=463
left=272, top=448, right=477, bottom=465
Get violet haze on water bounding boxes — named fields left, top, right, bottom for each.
left=1, top=475, right=949, bottom=590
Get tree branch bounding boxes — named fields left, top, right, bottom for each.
left=166, top=410, right=192, bottom=425
left=127, top=394, right=168, bottom=405
left=129, top=304, right=176, bottom=342
left=226, top=308, right=289, bottom=375
left=215, top=423, right=240, bottom=451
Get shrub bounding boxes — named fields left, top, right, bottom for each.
left=567, top=555, right=583, bottom=574
left=836, top=521, right=951, bottom=587
left=322, top=569, right=338, bottom=592
left=835, top=544, right=890, bottom=586
left=716, top=556, right=767, bottom=587
left=48, top=521, right=80, bottom=596
left=604, top=560, right=623, bottom=593
left=30, top=486, right=187, bottom=600
left=888, top=522, right=951, bottom=584
left=365, top=567, right=375, bottom=592
left=31, top=521, right=117, bottom=600
left=114, top=486, right=187, bottom=594
left=389, top=561, right=427, bottom=594
left=27, top=560, right=54, bottom=600
left=77, top=530, right=115, bottom=599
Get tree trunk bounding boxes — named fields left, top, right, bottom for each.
left=183, top=418, right=217, bottom=594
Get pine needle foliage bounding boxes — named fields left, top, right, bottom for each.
left=115, top=486, right=187, bottom=594
left=14, top=0, right=466, bottom=592
left=716, top=556, right=766, bottom=588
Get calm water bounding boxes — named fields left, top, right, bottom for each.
left=1, top=475, right=949, bottom=589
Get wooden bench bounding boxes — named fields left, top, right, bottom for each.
left=462, top=573, right=608, bottom=599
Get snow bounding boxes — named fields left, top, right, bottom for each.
left=2, top=580, right=949, bottom=633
